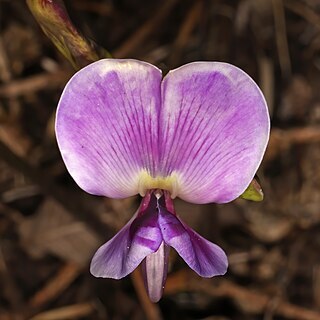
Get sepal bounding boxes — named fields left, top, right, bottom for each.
left=240, top=176, right=264, bottom=202
left=27, top=0, right=111, bottom=69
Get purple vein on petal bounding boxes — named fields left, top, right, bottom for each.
left=89, top=85, right=139, bottom=182
left=56, top=59, right=163, bottom=198
left=159, top=62, right=270, bottom=204
left=83, top=86, right=137, bottom=179
left=169, top=73, right=233, bottom=183
left=184, top=115, right=250, bottom=193
left=160, top=72, right=227, bottom=178
left=163, top=94, right=198, bottom=175
left=110, top=82, right=143, bottom=173
left=157, top=203, right=228, bottom=277
left=69, top=91, right=135, bottom=184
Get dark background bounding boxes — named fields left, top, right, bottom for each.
left=0, top=0, right=320, bottom=319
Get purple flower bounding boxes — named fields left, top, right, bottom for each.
left=55, top=59, right=270, bottom=302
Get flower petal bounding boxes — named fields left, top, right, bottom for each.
left=141, top=242, right=170, bottom=303
left=56, top=59, right=162, bottom=198
left=160, top=62, right=270, bottom=203
left=158, top=205, right=228, bottom=277
left=90, top=209, right=162, bottom=279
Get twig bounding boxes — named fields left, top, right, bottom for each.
left=131, top=269, right=163, bottom=320
left=30, top=302, right=95, bottom=320
left=29, top=262, right=81, bottom=308
left=1, top=185, right=41, bottom=203
left=113, top=0, right=179, bottom=58
left=258, top=55, right=274, bottom=117
left=285, top=0, right=320, bottom=30
left=266, top=127, right=320, bottom=161
left=272, top=0, right=291, bottom=77
left=0, top=70, right=71, bottom=98
left=200, top=280, right=320, bottom=320
left=0, top=246, right=24, bottom=320
left=165, top=270, right=320, bottom=320
left=279, top=127, right=320, bottom=143
left=0, top=38, right=32, bottom=156
left=73, top=1, right=113, bottom=16
left=0, top=38, right=11, bottom=83
left=169, top=1, right=203, bottom=66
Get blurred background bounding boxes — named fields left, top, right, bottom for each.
left=1, top=0, right=320, bottom=319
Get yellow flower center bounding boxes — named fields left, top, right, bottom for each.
left=138, top=170, right=180, bottom=198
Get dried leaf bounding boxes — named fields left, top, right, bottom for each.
left=19, top=199, right=100, bottom=267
